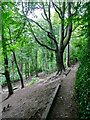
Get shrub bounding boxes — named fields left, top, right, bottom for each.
left=74, top=49, right=90, bottom=119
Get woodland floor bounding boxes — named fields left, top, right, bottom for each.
left=0, top=63, right=78, bottom=119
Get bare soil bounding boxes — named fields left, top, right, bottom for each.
left=0, top=63, right=78, bottom=119
left=47, top=63, right=78, bottom=119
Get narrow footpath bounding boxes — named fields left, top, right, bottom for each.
left=47, top=63, right=78, bottom=119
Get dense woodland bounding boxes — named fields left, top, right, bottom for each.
left=0, top=1, right=90, bottom=119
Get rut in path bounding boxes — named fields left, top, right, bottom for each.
left=47, top=63, right=78, bottom=119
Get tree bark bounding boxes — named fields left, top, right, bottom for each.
left=25, top=58, right=29, bottom=79
left=45, top=48, right=48, bottom=73
left=41, top=48, right=44, bottom=72
left=2, top=35, right=13, bottom=96
left=20, top=49, right=23, bottom=75
left=28, top=57, right=30, bottom=77
left=35, top=51, right=38, bottom=77
left=12, top=56, right=15, bottom=86
left=4, top=54, right=13, bottom=96
left=12, top=50, right=24, bottom=88
left=55, top=50, right=65, bottom=73
left=66, top=43, right=70, bottom=68
left=50, top=51, right=53, bottom=69
left=25, top=61, right=27, bottom=79
left=20, top=57, right=23, bottom=74
left=31, top=54, right=35, bottom=73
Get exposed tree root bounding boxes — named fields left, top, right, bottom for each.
left=56, top=68, right=71, bottom=77
left=2, top=94, right=12, bottom=102
left=44, top=69, right=71, bottom=83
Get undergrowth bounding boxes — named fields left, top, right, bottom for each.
left=25, top=77, right=38, bottom=86
left=74, top=49, right=90, bottom=119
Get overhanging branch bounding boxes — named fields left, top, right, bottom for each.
left=42, top=2, right=48, bottom=20
left=47, top=32, right=58, bottom=50
left=29, top=22, right=56, bottom=52
left=30, top=18, right=50, bottom=33
left=0, top=72, right=5, bottom=75
left=52, top=1, right=62, bottom=15
left=52, top=1, right=62, bottom=19
left=22, top=2, right=57, bottom=51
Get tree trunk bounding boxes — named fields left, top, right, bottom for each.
left=45, top=49, right=48, bottom=73
left=31, top=55, right=35, bottom=72
left=12, top=51, right=24, bottom=88
left=20, top=57, right=23, bottom=74
left=28, top=57, right=30, bottom=77
left=12, top=56, right=15, bottom=87
left=66, top=43, right=70, bottom=68
left=2, top=33, right=13, bottom=96
left=25, top=61, right=27, bottom=79
left=25, top=58, right=29, bottom=79
left=20, top=49, right=23, bottom=74
left=4, top=55, right=13, bottom=96
left=35, top=51, right=38, bottom=77
left=50, top=52, right=53, bottom=69
left=41, top=48, right=44, bottom=72
left=55, top=50, right=65, bottom=74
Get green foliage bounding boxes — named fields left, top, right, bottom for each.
left=0, top=73, right=20, bottom=86
left=11, top=73, right=20, bottom=82
left=25, top=77, right=38, bottom=86
left=0, top=76, right=7, bottom=86
left=74, top=52, right=90, bottom=119
left=74, top=2, right=90, bottom=119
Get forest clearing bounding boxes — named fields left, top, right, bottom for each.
left=0, top=0, right=90, bottom=119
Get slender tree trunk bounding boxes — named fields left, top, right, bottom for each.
left=12, top=51, right=24, bottom=88
left=50, top=52, right=53, bottom=69
left=66, top=43, right=70, bottom=68
left=25, top=61, right=27, bottom=79
left=28, top=57, right=30, bottom=77
left=4, top=55, right=13, bottom=96
left=2, top=36, right=13, bottom=96
left=41, top=48, right=44, bottom=72
left=45, top=49, right=48, bottom=73
left=20, top=57, right=23, bottom=74
left=31, top=55, right=36, bottom=75
left=20, top=49, right=23, bottom=74
left=35, top=51, right=38, bottom=77
left=25, top=58, right=29, bottom=79
left=12, top=56, right=15, bottom=87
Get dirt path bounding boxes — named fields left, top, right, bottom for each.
left=47, top=63, right=78, bottom=119
left=1, top=63, right=78, bottom=119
